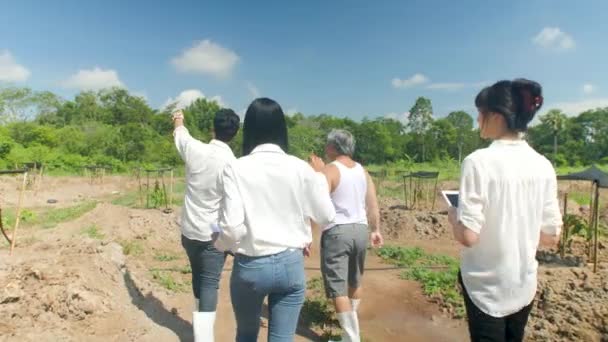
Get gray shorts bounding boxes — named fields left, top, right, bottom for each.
left=320, top=223, right=369, bottom=298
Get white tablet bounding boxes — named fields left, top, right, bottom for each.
left=441, top=190, right=459, bottom=207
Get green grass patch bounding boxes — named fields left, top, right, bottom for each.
left=149, top=265, right=192, bottom=274
left=1, top=208, right=37, bottom=229
left=153, top=251, right=180, bottom=262
left=1, top=202, right=96, bottom=230
left=112, top=179, right=185, bottom=208
left=568, top=191, right=592, bottom=206
left=368, top=159, right=461, bottom=183
left=41, top=201, right=98, bottom=229
left=111, top=190, right=142, bottom=208
left=120, top=240, right=144, bottom=256
left=301, top=277, right=341, bottom=341
left=150, top=269, right=187, bottom=292
left=377, top=245, right=465, bottom=318
left=82, top=224, right=105, bottom=239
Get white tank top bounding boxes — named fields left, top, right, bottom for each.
left=325, top=161, right=368, bottom=231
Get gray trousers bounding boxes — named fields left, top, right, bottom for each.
left=320, top=223, right=369, bottom=298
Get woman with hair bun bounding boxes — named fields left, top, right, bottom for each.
left=447, top=79, right=563, bottom=342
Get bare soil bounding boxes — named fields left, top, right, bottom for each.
left=1, top=176, right=607, bottom=341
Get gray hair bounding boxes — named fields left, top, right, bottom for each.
left=327, top=129, right=356, bottom=156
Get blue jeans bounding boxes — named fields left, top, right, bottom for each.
left=231, top=249, right=306, bottom=342
left=181, top=235, right=226, bottom=312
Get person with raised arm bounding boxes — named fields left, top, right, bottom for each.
left=173, top=108, right=240, bottom=342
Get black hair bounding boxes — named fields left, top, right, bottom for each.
left=475, top=78, right=544, bottom=132
left=213, top=109, right=240, bottom=142
left=242, top=98, right=288, bottom=155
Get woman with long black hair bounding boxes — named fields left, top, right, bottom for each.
left=448, top=79, right=562, bottom=342
left=214, top=98, right=335, bottom=342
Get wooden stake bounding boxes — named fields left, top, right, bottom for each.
left=593, top=182, right=600, bottom=273
left=169, top=169, right=174, bottom=208
left=10, top=172, right=28, bottom=256
left=561, top=192, right=569, bottom=259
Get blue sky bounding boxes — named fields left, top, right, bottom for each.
left=1, top=0, right=607, bottom=121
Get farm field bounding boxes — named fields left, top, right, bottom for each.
left=1, top=173, right=606, bottom=342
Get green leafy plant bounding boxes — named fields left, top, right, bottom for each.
left=300, top=277, right=341, bottom=340
left=150, top=269, right=186, bottom=292
left=377, top=246, right=465, bottom=318
left=82, top=224, right=105, bottom=239
left=41, top=201, right=97, bottom=229
left=153, top=252, right=179, bottom=262
left=120, top=240, right=144, bottom=256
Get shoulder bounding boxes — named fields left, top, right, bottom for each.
left=527, top=146, right=556, bottom=176
left=464, top=147, right=491, bottom=163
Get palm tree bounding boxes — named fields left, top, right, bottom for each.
left=540, top=109, right=567, bottom=165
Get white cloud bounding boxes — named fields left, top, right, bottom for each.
left=392, top=73, right=429, bottom=88
left=583, top=84, right=595, bottom=94
left=286, top=107, right=298, bottom=116
left=132, top=90, right=148, bottom=100
left=549, top=98, right=608, bottom=116
left=163, top=89, right=225, bottom=110
left=171, top=40, right=239, bottom=78
left=426, top=82, right=466, bottom=91
left=392, top=73, right=485, bottom=91
left=532, top=27, right=575, bottom=50
left=472, top=81, right=491, bottom=88
left=246, top=81, right=260, bottom=99
left=62, top=67, right=124, bottom=90
left=0, top=50, right=30, bottom=82
left=385, top=112, right=409, bottom=124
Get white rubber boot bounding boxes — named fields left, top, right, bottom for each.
left=351, top=299, right=361, bottom=312
left=193, top=311, right=216, bottom=342
left=330, top=311, right=360, bottom=342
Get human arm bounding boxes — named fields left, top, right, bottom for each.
left=303, top=166, right=336, bottom=227
left=173, top=110, right=197, bottom=162
left=448, top=207, right=480, bottom=247
left=214, top=163, right=247, bottom=252
left=539, top=173, right=562, bottom=248
left=364, top=171, right=383, bottom=247
left=448, top=158, right=484, bottom=248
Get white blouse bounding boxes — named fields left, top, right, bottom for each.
left=174, top=126, right=235, bottom=242
left=458, top=139, right=562, bottom=317
left=215, top=144, right=336, bottom=256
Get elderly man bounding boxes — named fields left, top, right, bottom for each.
left=173, top=108, right=240, bottom=342
left=310, top=129, right=384, bottom=342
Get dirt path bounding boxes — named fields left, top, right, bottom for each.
left=1, top=193, right=468, bottom=341
left=3, top=176, right=606, bottom=341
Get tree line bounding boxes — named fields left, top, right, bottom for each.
left=0, top=86, right=606, bottom=172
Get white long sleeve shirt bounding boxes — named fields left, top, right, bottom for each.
left=458, top=139, right=562, bottom=317
left=215, top=144, right=336, bottom=257
left=174, top=126, right=235, bottom=242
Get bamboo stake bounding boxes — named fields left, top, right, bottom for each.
left=36, top=165, right=44, bottom=192
left=592, top=182, right=600, bottom=273
left=10, top=172, right=28, bottom=256
left=561, top=192, right=569, bottom=259
left=587, top=182, right=596, bottom=258
left=169, top=169, right=174, bottom=208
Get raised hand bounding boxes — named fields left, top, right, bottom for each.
left=308, top=153, right=325, bottom=172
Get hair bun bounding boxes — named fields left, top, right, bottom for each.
left=511, top=79, right=543, bottom=129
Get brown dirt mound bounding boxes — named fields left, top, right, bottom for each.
left=529, top=266, right=608, bottom=342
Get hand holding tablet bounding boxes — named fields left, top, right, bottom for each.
left=441, top=190, right=459, bottom=207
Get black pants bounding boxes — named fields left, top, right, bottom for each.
left=459, top=273, right=534, bottom=342
left=181, top=235, right=226, bottom=312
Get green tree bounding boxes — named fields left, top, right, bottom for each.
left=539, top=109, right=567, bottom=165
left=445, top=111, right=474, bottom=163
left=407, top=97, right=433, bottom=161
